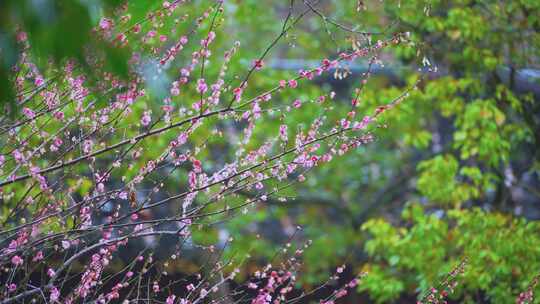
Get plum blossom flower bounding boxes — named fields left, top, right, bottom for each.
left=177, top=132, right=188, bottom=145
left=353, top=116, right=371, bottom=130
left=48, top=268, right=56, bottom=277
left=252, top=102, right=261, bottom=119
left=99, top=18, right=113, bottom=30
left=33, top=251, right=44, bottom=262
left=253, top=59, right=264, bottom=70
left=166, top=295, right=176, bottom=304
left=16, top=31, right=28, bottom=43
left=83, top=140, right=93, bottom=154
left=54, top=111, right=64, bottom=120
left=119, top=192, right=128, bottom=200
left=200, top=288, right=208, bottom=298
left=50, top=287, right=60, bottom=302
left=11, top=255, right=23, bottom=266
left=335, top=289, right=347, bottom=298
left=171, top=81, right=180, bottom=96
left=53, top=137, right=63, bottom=149
left=35, top=77, right=44, bottom=87
left=288, top=79, right=298, bottom=88
left=197, top=79, right=208, bottom=94
left=279, top=125, right=288, bottom=141
left=233, top=87, right=243, bottom=101
left=8, top=283, right=16, bottom=293
left=22, top=107, right=35, bottom=119
left=141, top=111, right=152, bottom=126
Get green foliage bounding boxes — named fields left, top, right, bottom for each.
left=362, top=204, right=540, bottom=303
left=0, top=0, right=129, bottom=113
left=453, top=99, right=510, bottom=166
left=306, top=0, right=540, bottom=301
left=358, top=265, right=405, bottom=303
left=416, top=155, right=462, bottom=204
left=416, top=155, right=496, bottom=206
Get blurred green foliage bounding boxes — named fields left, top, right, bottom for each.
left=351, top=0, right=540, bottom=302
left=0, top=0, right=129, bottom=113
